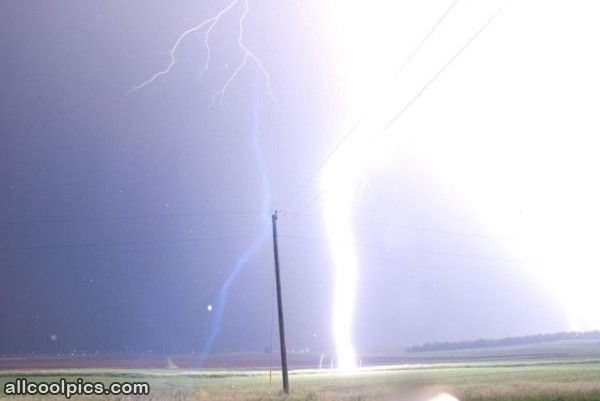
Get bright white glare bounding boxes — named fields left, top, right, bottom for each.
left=318, top=0, right=432, bottom=373
left=428, top=393, right=460, bottom=401
left=318, top=0, right=501, bottom=371
left=318, top=0, right=453, bottom=372
left=319, top=0, right=600, bottom=342
left=368, top=1, right=600, bottom=332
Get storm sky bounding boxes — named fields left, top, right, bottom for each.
left=2, top=0, right=599, bottom=357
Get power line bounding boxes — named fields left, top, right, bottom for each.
left=285, top=212, right=523, bottom=243
left=288, top=9, right=501, bottom=220
left=279, top=233, right=542, bottom=266
left=393, top=0, right=460, bottom=77
left=3, top=235, right=262, bottom=252
left=381, top=9, right=500, bottom=133
left=0, top=210, right=269, bottom=226
left=280, top=0, right=460, bottom=213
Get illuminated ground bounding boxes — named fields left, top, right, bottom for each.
left=2, top=340, right=600, bottom=400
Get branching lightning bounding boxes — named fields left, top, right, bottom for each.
left=129, top=0, right=274, bottom=108
left=209, top=0, right=274, bottom=109
left=129, top=0, right=501, bottom=374
left=129, top=1, right=274, bottom=365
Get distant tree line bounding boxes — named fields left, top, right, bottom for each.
left=406, top=331, right=600, bottom=352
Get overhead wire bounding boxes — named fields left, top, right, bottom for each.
left=3, top=235, right=263, bottom=252
left=0, top=210, right=270, bottom=225
left=285, top=8, right=501, bottom=223
left=286, top=212, right=523, bottom=243
left=279, top=233, right=541, bottom=266
left=279, top=0, right=461, bottom=216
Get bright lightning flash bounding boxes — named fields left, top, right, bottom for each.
left=322, top=147, right=365, bottom=372
left=317, top=0, right=502, bottom=372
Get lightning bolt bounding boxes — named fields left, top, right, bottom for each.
left=199, top=82, right=271, bottom=365
left=128, top=1, right=275, bottom=365
left=128, top=0, right=274, bottom=107
left=209, top=0, right=275, bottom=109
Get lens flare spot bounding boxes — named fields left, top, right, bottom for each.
left=428, top=393, right=460, bottom=401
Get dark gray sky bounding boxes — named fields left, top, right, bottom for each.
left=1, top=0, right=579, bottom=358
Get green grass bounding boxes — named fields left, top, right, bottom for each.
left=2, top=340, right=600, bottom=400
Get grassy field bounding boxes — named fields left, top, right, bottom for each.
left=2, top=340, right=600, bottom=401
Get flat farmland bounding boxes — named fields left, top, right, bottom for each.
left=2, top=340, right=600, bottom=400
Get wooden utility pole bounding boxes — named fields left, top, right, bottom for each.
left=271, top=211, right=289, bottom=394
